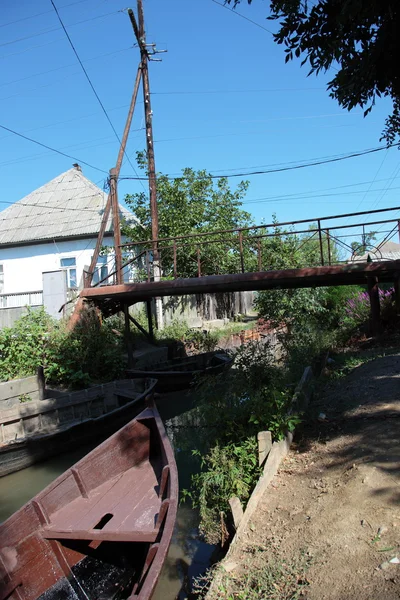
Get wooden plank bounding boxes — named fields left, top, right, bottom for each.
left=42, top=527, right=158, bottom=543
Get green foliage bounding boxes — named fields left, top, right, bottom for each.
left=227, top=0, right=400, bottom=145
left=0, top=307, right=125, bottom=387
left=185, top=438, right=261, bottom=544
left=123, top=158, right=253, bottom=278
left=197, top=548, right=311, bottom=600
left=183, top=342, right=301, bottom=542
left=0, top=308, right=53, bottom=380
left=19, top=394, right=32, bottom=403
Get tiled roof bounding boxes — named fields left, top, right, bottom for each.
left=0, top=166, right=138, bottom=246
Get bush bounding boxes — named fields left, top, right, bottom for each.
left=183, top=342, right=301, bottom=542
left=0, top=307, right=125, bottom=387
left=185, top=438, right=261, bottom=544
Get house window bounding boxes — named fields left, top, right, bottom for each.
left=0, top=265, right=4, bottom=294
left=92, top=255, right=108, bottom=285
left=60, top=257, right=77, bottom=289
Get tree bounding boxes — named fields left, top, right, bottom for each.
left=226, top=0, right=400, bottom=145
left=122, top=153, right=253, bottom=278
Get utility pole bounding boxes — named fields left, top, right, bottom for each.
left=86, top=66, right=142, bottom=287
left=128, top=2, right=166, bottom=328
left=110, top=167, right=122, bottom=283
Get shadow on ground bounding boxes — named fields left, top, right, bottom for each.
left=295, top=352, right=400, bottom=505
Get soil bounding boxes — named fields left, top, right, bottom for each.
left=222, top=350, right=400, bottom=599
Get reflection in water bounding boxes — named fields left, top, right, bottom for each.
left=0, top=389, right=216, bottom=599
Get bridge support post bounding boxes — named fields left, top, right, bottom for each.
left=367, top=276, right=381, bottom=337
left=146, top=299, right=155, bottom=343
left=124, top=304, right=134, bottom=369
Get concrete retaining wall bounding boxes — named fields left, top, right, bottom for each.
left=0, top=375, right=41, bottom=410
left=0, top=306, right=42, bottom=329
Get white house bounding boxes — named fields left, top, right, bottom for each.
left=0, top=164, right=136, bottom=320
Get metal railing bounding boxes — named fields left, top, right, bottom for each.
left=84, top=206, right=400, bottom=287
left=0, top=291, right=43, bottom=309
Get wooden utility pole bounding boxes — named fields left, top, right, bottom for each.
left=128, top=2, right=164, bottom=328
left=86, top=66, right=142, bottom=287
left=110, top=167, right=123, bottom=283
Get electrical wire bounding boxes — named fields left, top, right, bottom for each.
left=0, top=46, right=133, bottom=90
left=151, top=87, right=324, bottom=95
left=242, top=186, right=400, bottom=205
left=0, top=130, right=145, bottom=170
left=119, top=143, right=400, bottom=181
left=0, top=123, right=108, bottom=173
left=0, top=0, right=100, bottom=29
left=0, top=9, right=122, bottom=49
left=49, top=0, right=146, bottom=192
left=210, top=0, right=274, bottom=35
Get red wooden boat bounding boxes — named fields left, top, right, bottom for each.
left=0, top=402, right=178, bottom=600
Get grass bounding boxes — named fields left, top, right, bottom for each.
left=212, top=319, right=258, bottom=342
left=194, top=546, right=311, bottom=600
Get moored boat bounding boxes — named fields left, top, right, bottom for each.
left=0, top=378, right=157, bottom=477
left=126, top=350, right=233, bottom=392
left=0, top=402, right=178, bottom=600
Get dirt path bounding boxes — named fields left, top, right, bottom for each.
left=216, top=352, right=400, bottom=599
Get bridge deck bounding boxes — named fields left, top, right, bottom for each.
left=82, top=260, right=400, bottom=309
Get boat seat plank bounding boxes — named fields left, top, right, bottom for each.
left=42, top=527, right=158, bottom=543
left=41, top=461, right=164, bottom=543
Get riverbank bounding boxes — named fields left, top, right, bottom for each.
left=204, top=348, right=400, bottom=599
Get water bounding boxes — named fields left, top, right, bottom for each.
left=0, top=390, right=216, bottom=599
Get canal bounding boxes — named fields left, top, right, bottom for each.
left=0, top=389, right=216, bottom=599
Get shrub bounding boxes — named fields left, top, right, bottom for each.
left=340, top=287, right=395, bottom=336
left=184, top=438, right=261, bottom=544
left=0, top=307, right=125, bottom=387
left=183, top=342, right=301, bottom=542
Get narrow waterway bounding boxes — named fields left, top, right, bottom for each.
left=0, top=389, right=216, bottom=599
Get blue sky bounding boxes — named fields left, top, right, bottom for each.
left=1, top=0, right=399, bottom=237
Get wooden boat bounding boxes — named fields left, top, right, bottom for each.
left=0, top=402, right=178, bottom=600
left=0, top=378, right=157, bottom=478
left=126, top=350, right=234, bottom=392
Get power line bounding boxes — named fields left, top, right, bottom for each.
left=49, top=0, right=146, bottom=191
left=119, top=143, right=400, bottom=181
left=151, top=87, right=324, bottom=95
left=0, top=129, right=144, bottom=170
left=0, top=37, right=66, bottom=61
left=210, top=0, right=274, bottom=35
left=239, top=175, right=400, bottom=203
left=0, top=0, right=99, bottom=29
left=0, top=46, right=133, bottom=90
left=349, top=149, right=389, bottom=215
left=0, top=9, right=122, bottom=49
left=242, top=186, right=400, bottom=205
left=0, top=123, right=108, bottom=173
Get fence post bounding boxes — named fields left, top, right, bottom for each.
left=197, top=247, right=201, bottom=277
left=239, top=230, right=245, bottom=273
left=317, top=219, right=324, bottom=266
left=173, top=241, right=177, bottom=279
left=145, top=249, right=151, bottom=282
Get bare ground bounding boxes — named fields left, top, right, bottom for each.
left=216, top=351, right=400, bottom=599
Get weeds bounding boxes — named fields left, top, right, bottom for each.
left=182, top=341, right=301, bottom=542
left=194, top=547, right=312, bottom=600
left=183, top=438, right=261, bottom=544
